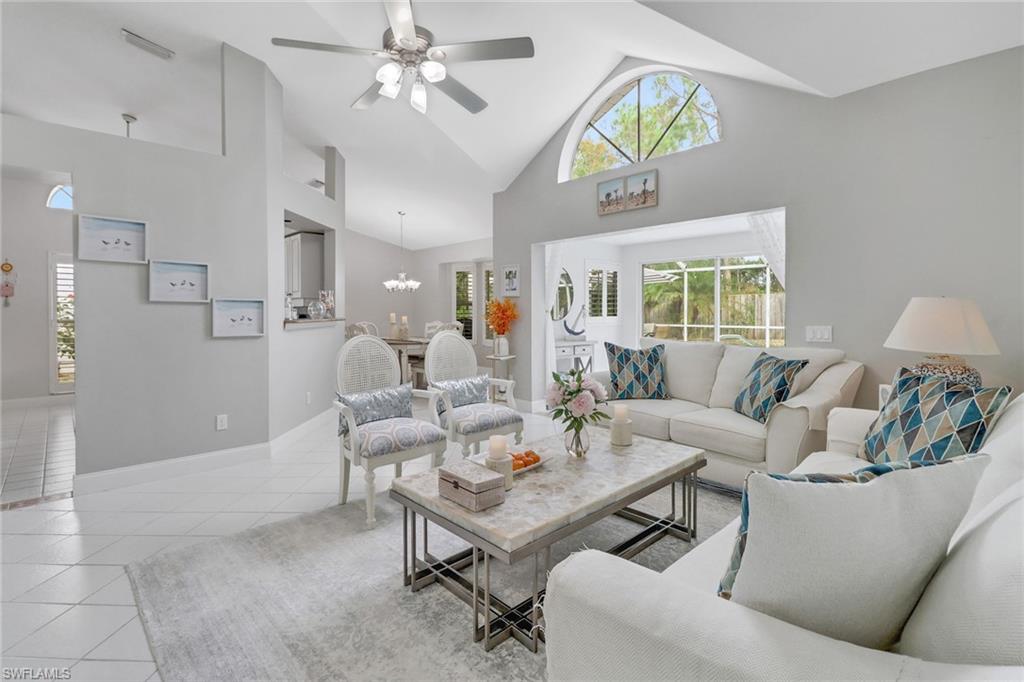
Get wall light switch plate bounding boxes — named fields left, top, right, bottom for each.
left=216, top=414, right=228, bottom=431
left=805, top=325, right=833, bottom=343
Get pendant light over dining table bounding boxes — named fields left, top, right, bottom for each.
left=383, top=211, right=420, bottom=293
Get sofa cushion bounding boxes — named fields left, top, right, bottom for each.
left=963, top=393, right=1024, bottom=525
left=860, top=367, right=1012, bottom=464
left=733, top=353, right=809, bottom=423
left=719, top=456, right=989, bottom=650
left=604, top=342, right=667, bottom=400
left=440, top=403, right=523, bottom=436
left=640, top=338, right=724, bottom=405
left=897, top=481, right=1023, bottom=665
left=670, top=408, right=766, bottom=463
left=351, top=417, right=446, bottom=458
left=606, top=399, right=704, bottom=441
left=708, top=346, right=845, bottom=409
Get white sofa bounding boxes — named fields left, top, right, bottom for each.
left=593, top=339, right=864, bottom=487
left=545, top=394, right=1024, bottom=680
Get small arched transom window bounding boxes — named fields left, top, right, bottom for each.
left=46, top=185, right=73, bottom=210
left=571, top=72, right=721, bottom=180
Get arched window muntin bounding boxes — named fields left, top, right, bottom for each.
left=46, top=184, right=74, bottom=210
left=564, top=67, right=721, bottom=181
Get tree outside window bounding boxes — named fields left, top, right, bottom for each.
left=642, top=256, right=784, bottom=347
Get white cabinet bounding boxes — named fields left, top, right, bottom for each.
left=284, top=233, right=324, bottom=300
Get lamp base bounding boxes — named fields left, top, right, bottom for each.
left=911, top=354, right=982, bottom=388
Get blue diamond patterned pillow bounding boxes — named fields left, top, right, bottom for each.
left=860, top=367, right=1011, bottom=464
left=733, top=352, right=808, bottom=423
left=604, top=342, right=667, bottom=400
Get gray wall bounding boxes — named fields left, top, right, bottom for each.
left=0, top=171, right=74, bottom=399
left=495, top=48, right=1023, bottom=407
left=2, top=46, right=275, bottom=474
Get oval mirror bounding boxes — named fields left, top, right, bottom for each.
left=550, top=268, right=573, bottom=321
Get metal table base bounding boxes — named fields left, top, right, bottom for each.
left=397, top=470, right=699, bottom=652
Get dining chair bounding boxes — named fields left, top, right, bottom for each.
left=335, top=335, right=447, bottom=526
left=425, top=330, right=523, bottom=456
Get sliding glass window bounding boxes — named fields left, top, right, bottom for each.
left=641, top=256, right=784, bottom=347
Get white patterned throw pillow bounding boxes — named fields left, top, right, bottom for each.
left=718, top=456, right=989, bottom=650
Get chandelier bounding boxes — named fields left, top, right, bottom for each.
left=383, top=210, right=420, bottom=293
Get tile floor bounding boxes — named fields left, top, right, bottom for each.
left=1, top=401, right=76, bottom=506
left=0, top=404, right=559, bottom=680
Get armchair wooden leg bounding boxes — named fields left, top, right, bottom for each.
left=365, top=468, right=376, bottom=527
left=432, top=447, right=445, bottom=468
left=514, top=429, right=523, bottom=445
left=395, top=462, right=403, bottom=478
left=340, top=456, right=351, bottom=505
left=461, top=442, right=471, bottom=457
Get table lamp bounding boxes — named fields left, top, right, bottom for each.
left=883, top=297, right=999, bottom=388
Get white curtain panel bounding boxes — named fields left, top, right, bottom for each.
left=544, top=243, right=564, bottom=382
left=747, top=210, right=786, bottom=288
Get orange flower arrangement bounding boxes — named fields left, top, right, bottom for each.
left=486, top=298, right=519, bottom=336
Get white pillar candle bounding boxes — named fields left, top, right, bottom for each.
left=487, top=434, right=507, bottom=460
left=401, top=315, right=409, bottom=325
left=613, top=404, right=629, bottom=422
left=389, top=312, right=397, bottom=324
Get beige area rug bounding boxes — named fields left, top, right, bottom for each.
left=128, top=483, right=739, bottom=681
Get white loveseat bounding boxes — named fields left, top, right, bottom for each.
left=545, top=394, right=1024, bottom=681
left=593, top=339, right=864, bottom=487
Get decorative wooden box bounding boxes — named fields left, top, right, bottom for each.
left=438, top=460, right=505, bottom=512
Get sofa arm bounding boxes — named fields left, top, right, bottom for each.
left=783, top=361, right=865, bottom=431
left=826, top=407, right=877, bottom=456
left=545, top=550, right=909, bottom=681
left=589, top=370, right=612, bottom=395
left=764, top=403, right=812, bottom=473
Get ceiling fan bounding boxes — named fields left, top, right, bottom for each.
left=271, top=0, right=534, bottom=115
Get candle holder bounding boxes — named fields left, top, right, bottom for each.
left=485, top=435, right=514, bottom=490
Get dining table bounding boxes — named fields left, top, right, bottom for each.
left=381, top=336, right=430, bottom=384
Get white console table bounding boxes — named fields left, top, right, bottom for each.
left=555, top=340, right=595, bottom=373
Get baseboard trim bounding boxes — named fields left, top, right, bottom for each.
left=74, top=442, right=271, bottom=495
left=270, top=409, right=333, bottom=456
left=2, top=394, right=75, bottom=410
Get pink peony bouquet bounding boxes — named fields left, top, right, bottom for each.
left=547, top=368, right=610, bottom=440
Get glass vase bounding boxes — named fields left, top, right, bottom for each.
left=564, top=425, right=590, bottom=458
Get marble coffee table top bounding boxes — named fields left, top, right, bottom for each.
left=390, top=429, right=704, bottom=557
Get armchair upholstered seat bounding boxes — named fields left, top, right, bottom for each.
left=440, top=403, right=522, bottom=436
left=425, top=330, right=523, bottom=455
left=348, top=417, right=447, bottom=458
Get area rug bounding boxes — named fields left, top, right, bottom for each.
left=128, top=484, right=739, bottom=681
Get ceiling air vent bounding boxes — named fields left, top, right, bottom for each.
left=122, top=28, right=175, bottom=60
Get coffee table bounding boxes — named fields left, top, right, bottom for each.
left=389, top=429, right=706, bottom=652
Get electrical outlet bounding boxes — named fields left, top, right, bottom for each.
left=805, top=325, right=833, bottom=343
left=216, top=414, right=228, bottom=431
left=305, top=392, right=312, bottom=405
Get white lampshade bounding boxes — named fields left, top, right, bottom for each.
left=410, top=78, right=427, bottom=114
left=378, top=74, right=402, bottom=99
left=375, top=61, right=402, bottom=85
left=884, top=297, right=1000, bottom=356
left=419, top=60, right=446, bottom=83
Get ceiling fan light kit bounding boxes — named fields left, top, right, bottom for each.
left=272, top=0, right=534, bottom=115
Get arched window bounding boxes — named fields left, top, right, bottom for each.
left=570, top=71, right=720, bottom=180
left=46, top=185, right=73, bottom=210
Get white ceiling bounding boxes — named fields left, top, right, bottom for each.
left=3, top=2, right=1020, bottom=249
left=641, top=1, right=1024, bottom=97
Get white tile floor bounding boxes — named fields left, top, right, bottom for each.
left=0, top=403, right=558, bottom=680
left=1, top=402, right=76, bottom=506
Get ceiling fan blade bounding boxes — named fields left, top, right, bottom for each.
left=383, top=0, right=418, bottom=51
left=427, top=37, right=534, bottom=63
left=271, top=37, right=389, bottom=59
left=432, top=75, right=487, bottom=114
left=351, top=81, right=383, bottom=110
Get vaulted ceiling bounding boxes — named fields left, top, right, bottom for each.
left=3, top=2, right=1020, bottom=249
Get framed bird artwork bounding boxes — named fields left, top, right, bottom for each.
left=77, top=214, right=148, bottom=264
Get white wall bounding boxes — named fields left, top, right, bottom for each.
left=0, top=45, right=337, bottom=474
left=496, top=49, right=1023, bottom=407
left=0, top=170, right=74, bottom=399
